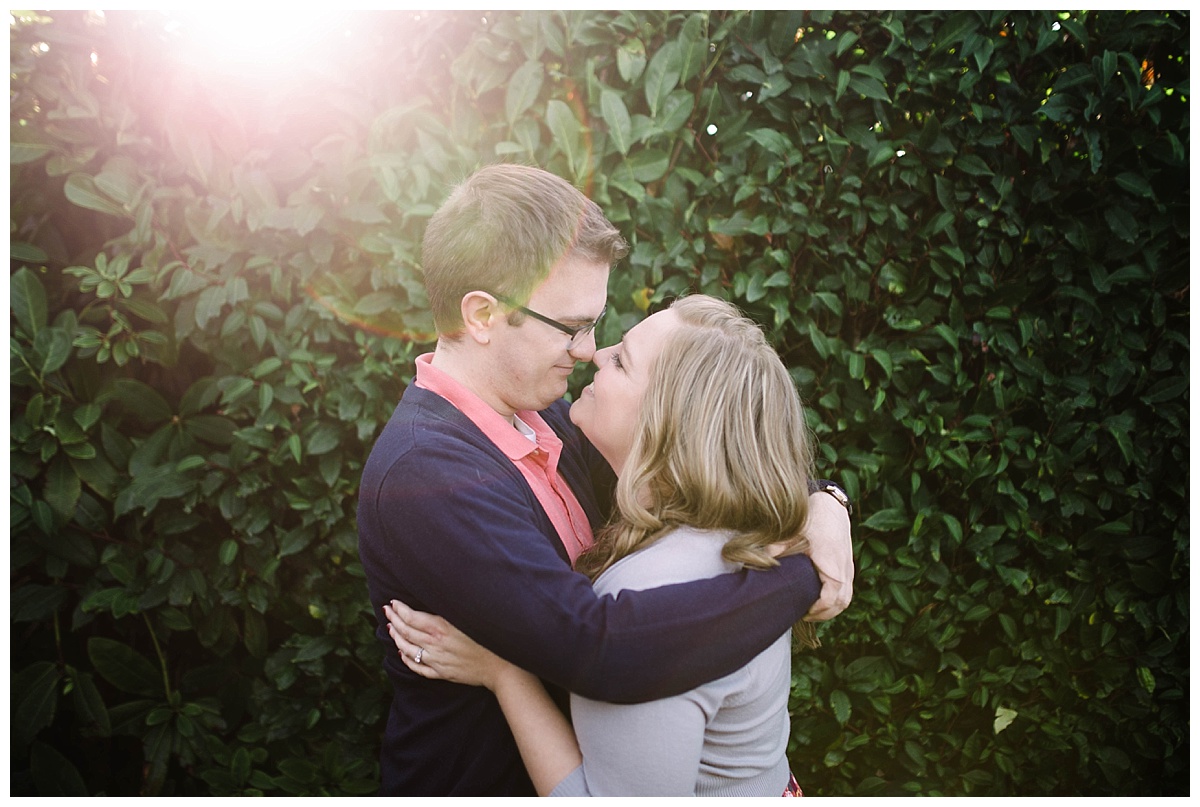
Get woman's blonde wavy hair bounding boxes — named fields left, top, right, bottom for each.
left=575, top=295, right=819, bottom=648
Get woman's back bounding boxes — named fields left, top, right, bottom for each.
left=552, top=526, right=792, bottom=797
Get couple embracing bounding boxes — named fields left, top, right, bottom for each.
left=357, top=164, right=854, bottom=796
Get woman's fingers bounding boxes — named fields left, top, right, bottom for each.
left=384, top=601, right=440, bottom=648
left=388, top=620, right=449, bottom=680
left=390, top=599, right=453, bottom=637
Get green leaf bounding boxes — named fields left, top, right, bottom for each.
left=848, top=74, right=890, bottom=102
left=505, top=60, right=544, bottom=125
left=1115, top=171, right=1154, bottom=198
left=835, top=69, right=850, bottom=101
left=306, top=423, right=341, bottom=456
left=972, top=37, right=995, bottom=72
left=1136, top=666, right=1156, bottom=695
left=644, top=40, right=682, bottom=117
left=93, top=155, right=142, bottom=206
left=12, top=584, right=69, bottom=623
left=96, top=378, right=173, bottom=426
left=34, top=327, right=73, bottom=375
left=44, top=455, right=82, bottom=523
left=746, top=128, right=794, bottom=158
left=545, top=99, right=583, bottom=177
left=30, top=741, right=90, bottom=796
left=12, top=139, right=53, bottom=164
left=12, top=661, right=62, bottom=749
left=1103, top=206, right=1139, bottom=243
left=73, top=402, right=103, bottom=432
left=934, top=12, right=980, bottom=50
left=836, top=31, right=860, bottom=57
left=11, top=266, right=48, bottom=338
left=601, top=91, right=632, bottom=156
left=830, top=689, right=852, bottom=725
left=221, top=377, right=256, bottom=406
left=354, top=291, right=401, bottom=317
left=88, top=637, right=162, bottom=698
left=955, top=154, right=992, bottom=176
left=184, top=414, right=238, bottom=445
left=113, top=470, right=195, bottom=517
left=195, top=285, right=227, bottom=330
left=64, top=173, right=129, bottom=218
left=68, top=667, right=111, bottom=736
left=1142, top=376, right=1188, bottom=404
left=867, top=142, right=895, bottom=169
left=658, top=90, right=695, bottom=134
left=993, top=706, right=1018, bottom=734
left=862, top=507, right=910, bottom=532
left=623, top=149, right=671, bottom=183
left=617, top=37, right=647, bottom=83
left=293, top=635, right=337, bottom=663
left=11, top=240, right=49, bottom=264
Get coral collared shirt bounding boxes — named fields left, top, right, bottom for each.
left=413, top=353, right=595, bottom=564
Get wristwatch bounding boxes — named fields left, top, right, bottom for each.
left=811, top=479, right=853, bottom=516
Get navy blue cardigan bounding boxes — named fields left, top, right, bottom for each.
left=357, top=386, right=821, bottom=795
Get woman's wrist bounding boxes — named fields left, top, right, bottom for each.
left=489, top=660, right=534, bottom=695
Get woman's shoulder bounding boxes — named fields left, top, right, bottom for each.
left=592, top=526, right=740, bottom=596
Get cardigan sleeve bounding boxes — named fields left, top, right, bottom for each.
left=361, top=413, right=820, bottom=704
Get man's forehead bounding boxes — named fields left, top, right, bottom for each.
left=529, top=258, right=610, bottom=311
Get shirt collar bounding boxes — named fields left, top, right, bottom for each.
left=414, top=353, right=560, bottom=461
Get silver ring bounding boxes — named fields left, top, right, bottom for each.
left=414, top=647, right=424, bottom=664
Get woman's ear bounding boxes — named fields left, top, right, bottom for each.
left=460, top=291, right=499, bottom=345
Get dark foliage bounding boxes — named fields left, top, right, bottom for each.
left=10, top=10, right=1188, bottom=795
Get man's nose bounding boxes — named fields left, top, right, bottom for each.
left=568, top=330, right=599, bottom=363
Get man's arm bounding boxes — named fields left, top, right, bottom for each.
left=360, top=440, right=820, bottom=704
left=567, top=404, right=853, bottom=623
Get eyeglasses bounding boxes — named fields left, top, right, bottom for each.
left=490, top=292, right=607, bottom=350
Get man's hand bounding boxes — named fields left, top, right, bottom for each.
left=802, top=491, right=854, bottom=621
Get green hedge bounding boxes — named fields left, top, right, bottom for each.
left=10, top=10, right=1188, bottom=795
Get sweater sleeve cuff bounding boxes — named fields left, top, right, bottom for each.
left=549, top=764, right=590, bottom=797
left=777, top=552, right=822, bottom=617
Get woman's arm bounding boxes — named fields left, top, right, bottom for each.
left=491, top=667, right=583, bottom=796
left=386, top=602, right=582, bottom=796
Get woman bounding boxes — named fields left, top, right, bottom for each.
left=387, top=295, right=828, bottom=796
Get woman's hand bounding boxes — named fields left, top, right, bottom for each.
left=384, top=599, right=517, bottom=691
left=387, top=600, right=580, bottom=796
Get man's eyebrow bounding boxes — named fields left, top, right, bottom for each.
left=559, top=304, right=606, bottom=326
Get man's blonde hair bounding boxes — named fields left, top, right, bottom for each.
left=421, top=163, right=628, bottom=335
left=576, top=295, right=818, bottom=647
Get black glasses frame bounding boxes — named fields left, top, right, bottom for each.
left=490, top=292, right=607, bottom=347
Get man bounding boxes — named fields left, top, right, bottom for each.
left=357, top=164, right=853, bottom=795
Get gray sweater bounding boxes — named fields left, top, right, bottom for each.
left=550, top=527, right=793, bottom=796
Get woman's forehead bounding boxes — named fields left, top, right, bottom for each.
left=623, top=309, right=679, bottom=361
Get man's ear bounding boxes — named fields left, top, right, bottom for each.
left=460, top=291, right=499, bottom=345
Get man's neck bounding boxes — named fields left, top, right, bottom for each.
left=429, top=340, right=518, bottom=424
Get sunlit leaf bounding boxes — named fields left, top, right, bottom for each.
left=506, top=60, right=544, bottom=125
left=64, top=173, right=128, bottom=218
left=993, top=706, right=1019, bottom=734
left=601, top=91, right=632, bottom=156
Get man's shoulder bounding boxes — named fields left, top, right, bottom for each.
left=364, top=386, right=507, bottom=477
